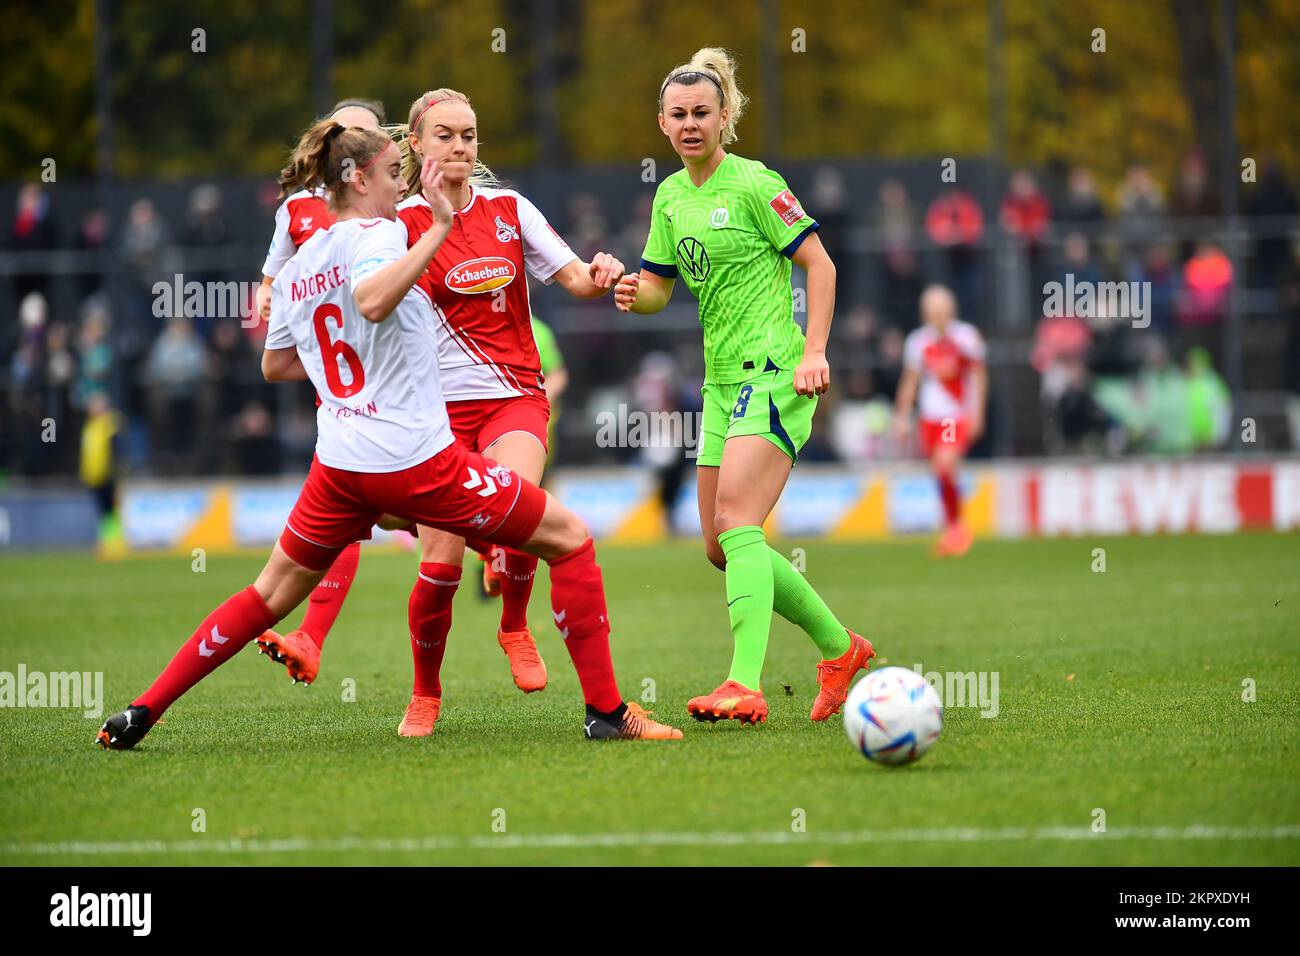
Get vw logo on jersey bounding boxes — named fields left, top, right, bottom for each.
left=445, top=256, right=517, bottom=294
left=494, top=215, right=520, bottom=243
left=709, top=207, right=729, bottom=228
left=676, top=236, right=710, bottom=282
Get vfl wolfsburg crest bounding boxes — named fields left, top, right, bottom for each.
left=676, top=236, right=710, bottom=281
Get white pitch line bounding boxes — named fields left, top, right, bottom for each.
left=3, top=825, right=1298, bottom=857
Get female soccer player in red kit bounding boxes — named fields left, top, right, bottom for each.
left=251, top=98, right=386, bottom=682
left=387, top=87, right=626, bottom=734
left=96, top=120, right=681, bottom=749
left=894, top=284, right=988, bottom=557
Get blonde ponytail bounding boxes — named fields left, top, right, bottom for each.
left=659, top=47, right=747, bottom=146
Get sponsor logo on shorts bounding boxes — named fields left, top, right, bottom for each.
left=445, top=256, right=516, bottom=294
left=768, top=189, right=804, bottom=227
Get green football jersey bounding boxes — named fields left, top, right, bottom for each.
left=640, top=152, right=819, bottom=383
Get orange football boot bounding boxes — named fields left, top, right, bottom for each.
left=810, top=630, right=876, bottom=721
left=932, top=521, right=973, bottom=558
left=497, top=627, right=547, bottom=692
left=398, top=694, right=441, bottom=737
left=585, top=702, right=683, bottom=740
left=687, top=679, right=768, bottom=724
left=254, top=628, right=321, bottom=685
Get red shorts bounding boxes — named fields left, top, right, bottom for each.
left=448, top=393, right=550, bottom=453
left=919, top=417, right=971, bottom=456
left=279, top=442, right=547, bottom=571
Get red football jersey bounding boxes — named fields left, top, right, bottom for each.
left=396, top=185, right=576, bottom=401
left=263, top=188, right=335, bottom=278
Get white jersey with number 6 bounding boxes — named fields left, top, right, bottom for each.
left=268, top=217, right=454, bottom=473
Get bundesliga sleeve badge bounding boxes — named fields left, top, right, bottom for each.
left=769, top=189, right=804, bottom=226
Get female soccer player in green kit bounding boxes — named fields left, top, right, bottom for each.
left=614, top=48, right=875, bottom=725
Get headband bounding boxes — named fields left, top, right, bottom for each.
left=359, top=139, right=397, bottom=174
left=659, top=70, right=725, bottom=107
left=410, top=96, right=454, bottom=135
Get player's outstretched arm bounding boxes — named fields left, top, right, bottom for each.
left=551, top=253, right=625, bottom=299
left=791, top=233, right=835, bottom=397
left=353, top=159, right=453, bottom=322
left=614, top=270, right=674, bottom=314
left=262, top=346, right=309, bottom=382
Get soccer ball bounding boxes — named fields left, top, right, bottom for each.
left=843, top=667, right=943, bottom=765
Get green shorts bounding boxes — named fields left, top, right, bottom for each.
left=696, top=359, right=816, bottom=467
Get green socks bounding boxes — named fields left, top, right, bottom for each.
left=718, top=526, right=774, bottom=690
left=768, top=546, right=851, bottom=659
left=718, top=525, right=853, bottom=690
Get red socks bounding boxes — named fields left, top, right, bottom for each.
left=938, top=471, right=961, bottom=527
left=299, top=540, right=360, bottom=648
left=408, top=562, right=460, bottom=698
left=135, top=586, right=277, bottom=719
left=498, top=548, right=538, bottom=632
left=547, top=538, right=621, bottom=712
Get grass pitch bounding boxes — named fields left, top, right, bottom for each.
left=1, top=533, right=1297, bottom=866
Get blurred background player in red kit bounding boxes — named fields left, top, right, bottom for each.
left=894, top=284, right=988, bottom=557
left=96, top=119, right=681, bottom=750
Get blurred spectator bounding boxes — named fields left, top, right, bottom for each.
left=874, top=325, right=905, bottom=402
left=631, top=352, right=691, bottom=533
left=1126, top=241, right=1180, bottom=338
left=144, top=316, right=204, bottom=474
left=1001, top=169, right=1053, bottom=325
left=232, top=401, right=283, bottom=475
left=1184, top=346, right=1231, bottom=450
left=1062, top=166, right=1106, bottom=231
left=1116, top=164, right=1166, bottom=268
left=8, top=184, right=57, bottom=303
left=1133, top=337, right=1192, bottom=453
left=1171, top=152, right=1219, bottom=261
left=1047, top=358, right=1115, bottom=455
left=1178, top=240, right=1232, bottom=363
left=79, top=391, right=124, bottom=556
left=184, top=183, right=231, bottom=336
left=564, top=192, right=608, bottom=264
left=872, top=179, right=925, bottom=327
left=616, top=193, right=654, bottom=274
left=807, top=166, right=854, bottom=307
left=203, top=318, right=257, bottom=471
left=121, top=197, right=175, bottom=351
left=76, top=297, right=114, bottom=408
left=1052, top=232, right=1101, bottom=327
left=1245, top=158, right=1299, bottom=291
left=75, top=207, right=110, bottom=304
left=8, top=293, right=54, bottom=473
left=924, top=188, right=984, bottom=322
